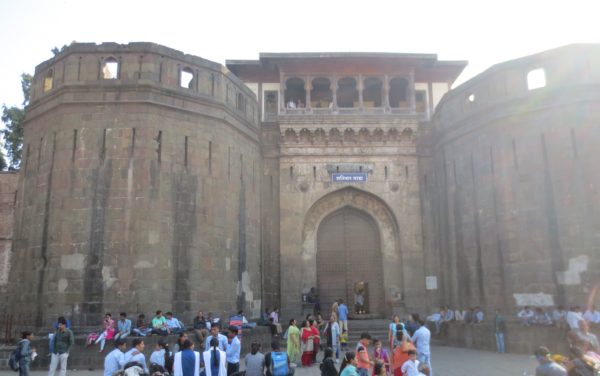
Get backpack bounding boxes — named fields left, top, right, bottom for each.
left=271, top=352, right=288, bottom=376
left=8, top=342, right=22, bottom=372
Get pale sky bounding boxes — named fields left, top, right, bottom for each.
left=0, top=0, right=598, bottom=108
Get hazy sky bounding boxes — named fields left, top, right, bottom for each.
left=0, top=0, right=598, bottom=108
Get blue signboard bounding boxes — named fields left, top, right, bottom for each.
left=331, top=172, right=368, bottom=183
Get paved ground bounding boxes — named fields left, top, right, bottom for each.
left=0, top=345, right=537, bottom=376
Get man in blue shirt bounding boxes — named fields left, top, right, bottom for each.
left=115, top=313, right=132, bottom=340
left=103, top=339, right=126, bottom=376
left=225, top=326, right=241, bottom=376
left=338, top=299, right=349, bottom=334
left=205, top=323, right=229, bottom=351
left=166, top=312, right=185, bottom=334
left=411, top=319, right=431, bottom=376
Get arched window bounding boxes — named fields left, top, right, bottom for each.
left=389, top=77, right=408, bottom=108
left=102, top=57, right=119, bottom=79
left=337, top=77, right=358, bottom=108
left=285, top=78, right=306, bottom=108
left=310, top=77, right=332, bottom=108
left=43, top=69, right=54, bottom=92
left=363, top=77, right=382, bottom=107
left=180, top=67, right=194, bottom=88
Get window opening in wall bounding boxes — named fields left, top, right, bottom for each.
left=44, top=69, right=54, bottom=92
left=389, top=77, right=409, bottom=108
left=208, top=141, right=212, bottom=174
left=313, top=166, right=316, bottom=179
left=157, top=131, right=162, bottom=164
left=102, top=57, right=119, bottom=79
left=336, top=166, right=339, bottom=173
left=405, top=166, right=409, bottom=177
left=363, top=77, right=382, bottom=107
left=285, top=78, right=306, bottom=108
left=237, top=93, right=245, bottom=111
left=289, top=166, right=294, bottom=179
left=180, top=67, right=194, bottom=88
left=384, top=166, right=388, bottom=179
left=265, top=91, right=278, bottom=118
left=415, top=90, right=427, bottom=112
left=184, top=136, right=188, bottom=167
left=72, top=129, right=78, bottom=162
left=310, top=77, right=333, bottom=108
left=337, top=77, right=358, bottom=108
left=527, top=68, right=546, bottom=90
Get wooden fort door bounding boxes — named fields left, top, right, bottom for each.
left=316, top=207, right=384, bottom=317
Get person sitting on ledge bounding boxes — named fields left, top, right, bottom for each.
left=533, top=308, right=553, bottom=326
left=165, top=312, right=185, bottom=334
left=132, top=314, right=153, bottom=337
left=518, top=306, right=535, bottom=326
left=152, top=310, right=170, bottom=336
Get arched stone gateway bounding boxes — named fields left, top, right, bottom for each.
left=302, top=187, right=402, bottom=318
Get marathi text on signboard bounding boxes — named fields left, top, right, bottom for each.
left=331, top=172, right=368, bottom=183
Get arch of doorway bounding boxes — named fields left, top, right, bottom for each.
left=301, top=187, right=403, bottom=317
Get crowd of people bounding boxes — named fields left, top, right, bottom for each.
left=10, top=301, right=600, bottom=376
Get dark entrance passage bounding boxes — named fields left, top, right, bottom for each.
left=316, top=207, right=383, bottom=317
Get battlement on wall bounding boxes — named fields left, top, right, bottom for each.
left=432, top=44, right=600, bottom=135
left=28, top=42, right=258, bottom=129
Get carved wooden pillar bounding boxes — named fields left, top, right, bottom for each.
left=305, top=75, right=311, bottom=110
left=331, top=76, right=339, bottom=111
left=383, top=74, right=391, bottom=111
left=280, top=75, right=286, bottom=113
left=358, top=74, right=364, bottom=110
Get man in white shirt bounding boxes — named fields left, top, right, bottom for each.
left=518, top=306, right=535, bottom=326
left=566, top=306, right=584, bottom=330
left=104, top=339, right=126, bottom=376
left=552, top=306, right=568, bottom=329
left=124, top=339, right=148, bottom=373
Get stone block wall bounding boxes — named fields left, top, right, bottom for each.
left=421, top=44, right=600, bottom=314
left=0, top=172, right=18, bottom=294
left=5, top=43, right=262, bottom=331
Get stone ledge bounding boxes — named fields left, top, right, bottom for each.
left=437, top=321, right=599, bottom=355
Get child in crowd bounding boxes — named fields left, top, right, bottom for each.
left=340, top=330, right=349, bottom=350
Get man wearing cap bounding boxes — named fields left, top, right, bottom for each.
left=534, top=346, right=567, bottom=376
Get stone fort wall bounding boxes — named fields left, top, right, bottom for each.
left=420, top=44, right=600, bottom=313
left=4, top=42, right=263, bottom=329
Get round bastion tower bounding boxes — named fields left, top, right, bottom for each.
left=6, top=42, right=262, bottom=328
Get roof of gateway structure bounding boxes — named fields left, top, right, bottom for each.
left=226, top=52, right=468, bottom=84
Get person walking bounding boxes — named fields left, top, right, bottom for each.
left=494, top=309, right=506, bottom=354
left=18, top=331, right=35, bottom=376
left=225, top=326, right=241, bottom=376
left=48, top=317, right=74, bottom=376
left=339, top=352, right=359, bottom=376
left=103, top=339, right=127, bottom=376
left=174, top=340, right=201, bottom=376
left=338, top=300, right=349, bottom=335
left=356, top=333, right=373, bottom=376
left=244, top=342, right=265, bottom=376
left=203, top=338, right=227, bottom=376
left=323, top=315, right=340, bottom=362
left=410, top=319, right=431, bottom=376
left=286, top=319, right=300, bottom=365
